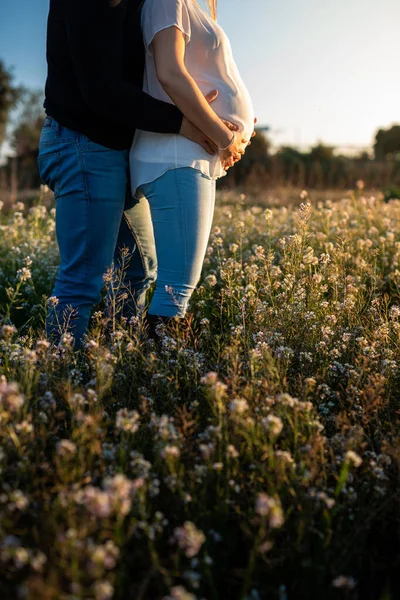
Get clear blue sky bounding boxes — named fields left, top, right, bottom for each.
left=0, top=0, right=399, bottom=149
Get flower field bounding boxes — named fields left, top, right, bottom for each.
left=0, top=188, right=399, bottom=600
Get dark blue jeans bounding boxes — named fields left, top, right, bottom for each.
left=37, top=117, right=157, bottom=347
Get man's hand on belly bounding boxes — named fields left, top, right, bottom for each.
left=180, top=117, right=218, bottom=154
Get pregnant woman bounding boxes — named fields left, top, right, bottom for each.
left=129, top=0, right=255, bottom=339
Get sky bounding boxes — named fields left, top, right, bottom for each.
left=0, top=0, right=399, bottom=153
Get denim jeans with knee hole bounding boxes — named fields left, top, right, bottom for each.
left=134, top=167, right=216, bottom=318
left=38, top=117, right=157, bottom=347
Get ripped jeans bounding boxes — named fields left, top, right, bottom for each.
left=136, top=167, right=216, bottom=318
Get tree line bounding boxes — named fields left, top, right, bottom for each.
left=222, top=134, right=400, bottom=196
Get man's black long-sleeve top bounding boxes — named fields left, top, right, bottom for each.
left=44, top=0, right=183, bottom=150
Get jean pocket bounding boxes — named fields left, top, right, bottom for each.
left=38, top=119, right=63, bottom=146
left=37, top=151, right=61, bottom=197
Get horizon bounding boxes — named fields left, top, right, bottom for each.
left=0, top=0, right=399, bottom=156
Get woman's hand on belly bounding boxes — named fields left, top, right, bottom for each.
left=218, top=131, right=248, bottom=170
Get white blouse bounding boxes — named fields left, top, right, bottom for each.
left=129, top=0, right=255, bottom=197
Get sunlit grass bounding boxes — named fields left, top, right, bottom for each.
left=0, top=188, right=399, bottom=600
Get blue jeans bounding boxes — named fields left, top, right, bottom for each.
left=38, top=117, right=157, bottom=347
left=137, top=168, right=216, bottom=318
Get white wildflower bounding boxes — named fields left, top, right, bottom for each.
left=173, top=522, right=206, bottom=558
left=345, top=450, right=362, bottom=468
left=229, top=398, right=249, bottom=414
left=262, top=414, right=283, bottom=437
left=332, top=575, right=357, bottom=590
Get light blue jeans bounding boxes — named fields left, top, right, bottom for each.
left=136, top=167, right=216, bottom=318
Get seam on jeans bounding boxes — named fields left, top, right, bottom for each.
left=122, top=211, right=150, bottom=279
left=206, top=180, right=216, bottom=239
left=39, top=139, right=76, bottom=147
left=76, top=141, right=91, bottom=278
left=174, top=168, right=189, bottom=290
left=37, top=151, right=62, bottom=197
left=53, top=153, right=62, bottom=198
left=174, top=134, right=178, bottom=169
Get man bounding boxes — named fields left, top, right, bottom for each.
left=39, top=0, right=240, bottom=348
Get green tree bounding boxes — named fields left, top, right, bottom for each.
left=374, top=125, right=400, bottom=160
left=11, top=89, right=44, bottom=157
left=275, top=146, right=305, bottom=186
left=0, top=60, right=20, bottom=146
left=309, top=143, right=334, bottom=162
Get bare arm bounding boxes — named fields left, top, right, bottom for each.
left=152, top=27, right=246, bottom=165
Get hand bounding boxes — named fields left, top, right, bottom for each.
left=219, top=131, right=247, bottom=170
left=180, top=117, right=217, bottom=154
left=224, top=118, right=258, bottom=170
left=221, top=118, right=258, bottom=169
left=179, top=90, right=239, bottom=155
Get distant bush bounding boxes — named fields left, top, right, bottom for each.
left=384, top=184, right=400, bottom=203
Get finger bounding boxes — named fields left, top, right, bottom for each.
left=221, top=119, right=239, bottom=131
left=247, top=141, right=252, bottom=146
left=251, top=131, right=256, bottom=138
left=204, top=89, right=219, bottom=104
left=254, top=118, right=258, bottom=124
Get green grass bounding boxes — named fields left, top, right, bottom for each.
left=0, top=188, right=400, bottom=600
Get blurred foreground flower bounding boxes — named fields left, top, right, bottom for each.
left=163, top=586, right=196, bottom=600
left=172, top=521, right=206, bottom=558
left=332, top=575, right=357, bottom=590
left=345, top=450, right=363, bottom=468
left=0, top=378, right=25, bottom=413
left=262, top=414, right=283, bottom=437
left=115, top=408, right=140, bottom=434
left=255, top=493, right=285, bottom=529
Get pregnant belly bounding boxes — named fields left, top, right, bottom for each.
left=198, top=78, right=255, bottom=141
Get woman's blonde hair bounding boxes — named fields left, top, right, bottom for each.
left=207, top=0, right=217, bottom=20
